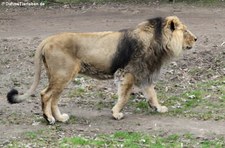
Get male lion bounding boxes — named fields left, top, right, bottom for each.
left=7, top=16, right=197, bottom=124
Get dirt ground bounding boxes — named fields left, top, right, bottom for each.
left=0, top=3, right=225, bottom=145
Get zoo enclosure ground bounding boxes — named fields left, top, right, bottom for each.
left=0, top=3, right=225, bottom=147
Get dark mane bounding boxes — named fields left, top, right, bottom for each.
left=147, top=17, right=163, bottom=43
left=147, top=17, right=167, bottom=65
left=131, top=17, right=170, bottom=85
left=110, top=17, right=170, bottom=85
left=110, top=30, right=143, bottom=74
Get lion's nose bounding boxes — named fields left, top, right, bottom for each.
left=194, top=38, right=197, bottom=41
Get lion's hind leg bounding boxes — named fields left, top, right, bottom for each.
left=42, top=51, right=80, bottom=124
left=41, top=80, right=71, bottom=124
left=50, top=82, right=70, bottom=123
left=42, top=66, right=79, bottom=124
left=41, top=87, right=55, bottom=124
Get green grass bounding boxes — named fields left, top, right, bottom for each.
left=68, top=87, right=86, bottom=98
left=4, top=130, right=225, bottom=147
left=123, top=76, right=225, bottom=121
left=25, top=131, right=38, bottom=139
left=134, top=100, right=150, bottom=113
left=60, top=131, right=225, bottom=147
left=61, top=136, right=105, bottom=147
left=156, top=76, right=225, bottom=120
left=174, top=0, right=224, bottom=5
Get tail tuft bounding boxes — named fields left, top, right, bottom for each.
left=7, top=89, right=19, bottom=104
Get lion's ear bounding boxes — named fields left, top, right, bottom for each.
left=165, top=16, right=180, bottom=32
left=170, top=21, right=176, bottom=32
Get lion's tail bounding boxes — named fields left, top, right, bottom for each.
left=7, top=39, right=46, bottom=104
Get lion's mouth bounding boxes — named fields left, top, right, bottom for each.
left=186, top=46, right=192, bottom=50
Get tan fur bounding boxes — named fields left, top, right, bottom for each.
left=9, top=16, right=197, bottom=124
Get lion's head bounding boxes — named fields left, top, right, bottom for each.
left=163, top=16, right=197, bottom=56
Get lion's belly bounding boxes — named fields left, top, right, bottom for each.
left=78, top=47, right=115, bottom=69
left=80, top=62, right=114, bottom=80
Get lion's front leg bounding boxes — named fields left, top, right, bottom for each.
left=112, top=73, right=134, bottom=120
left=142, top=84, right=168, bottom=113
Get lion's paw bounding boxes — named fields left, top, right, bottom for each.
left=43, top=114, right=56, bottom=125
left=112, top=112, right=124, bottom=120
left=61, top=113, right=70, bottom=122
left=47, top=117, right=56, bottom=125
left=56, top=113, right=70, bottom=122
left=157, top=106, right=168, bottom=113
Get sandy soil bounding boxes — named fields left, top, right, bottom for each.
left=0, top=3, right=225, bottom=145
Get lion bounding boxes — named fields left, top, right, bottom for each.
left=7, top=16, right=197, bottom=124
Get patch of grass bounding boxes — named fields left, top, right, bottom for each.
left=96, top=100, right=106, bottom=110
left=60, top=131, right=225, bottom=147
left=4, top=131, right=225, bottom=147
left=111, top=94, right=118, bottom=100
left=65, top=115, right=77, bottom=124
left=66, top=115, right=91, bottom=125
left=200, top=137, right=225, bottom=147
left=156, top=77, right=225, bottom=120
left=60, top=136, right=105, bottom=147
left=25, top=131, right=38, bottom=139
left=20, top=128, right=59, bottom=147
left=68, top=87, right=86, bottom=98
left=175, top=0, right=224, bottom=5
left=72, top=75, right=91, bottom=85
left=36, top=117, right=49, bottom=124
left=4, top=141, right=22, bottom=148
left=135, top=100, right=149, bottom=113
left=96, top=100, right=114, bottom=110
